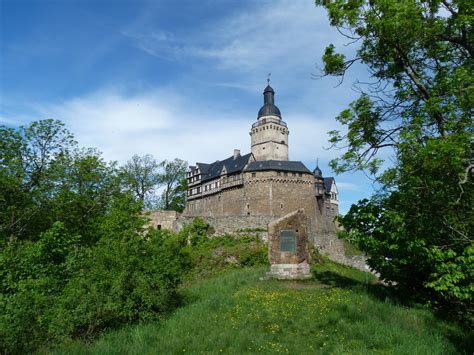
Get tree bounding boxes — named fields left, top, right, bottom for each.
left=318, top=0, right=472, bottom=174
left=158, top=158, right=188, bottom=211
left=167, top=177, right=188, bottom=213
left=49, top=148, right=123, bottom=245
left=122, top=154, right=161, bottom=206
left=0, top=121, right=191, bottom=352
left=0, top=119, right=76, bottom=242
left=316, top=0, right=473, bottom=320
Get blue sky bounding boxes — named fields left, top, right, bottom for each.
left=0, top=0, right=379, bottom=213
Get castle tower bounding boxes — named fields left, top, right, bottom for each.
left=249, top=84, right=289, bottom=161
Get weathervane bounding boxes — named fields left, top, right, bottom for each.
left=267, top=72, right=271, bottom=84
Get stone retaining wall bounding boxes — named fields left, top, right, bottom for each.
left=174, top=215, right=274, bottom=235
left=174, top=213, right=368, bottom=272
left=146, top=210, right=178, bottom=231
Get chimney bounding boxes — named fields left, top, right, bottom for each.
left=233, top=149, right=240, bottom=160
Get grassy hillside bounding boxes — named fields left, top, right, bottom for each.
left=49, top=260, right=471, bottom=354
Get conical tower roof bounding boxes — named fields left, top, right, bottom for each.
left=258, top=84, right=281, bottom=118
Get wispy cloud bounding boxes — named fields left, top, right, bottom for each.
left=121, top=1, right=351, bottom=85
left=26, top=88, right=246, bottom=164
left=189, top=2, right=334, bottom=71
left=119, top=29, right=183, bottom=61
left=23, top=87, right=343, bottom=166
left=1, top=0, right=375, bottom=215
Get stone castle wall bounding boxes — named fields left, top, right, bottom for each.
left=242, top=171, right=316, bottom=218
left=174, top=215, right=274, bottom=235
left=146, top=210, right=178, bottom=230
left=179, top=170, right=365, bottom=271
left=184, top=170, right=317, bottom=219
left=185, top=185, right=247, bottom=217
left=176, top=211, right=366, bottom=271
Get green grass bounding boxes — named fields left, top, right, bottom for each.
left=48, top=260, right=472, bottom=355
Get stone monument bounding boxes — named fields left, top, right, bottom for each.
left=266, top=209, right=312, bottom=280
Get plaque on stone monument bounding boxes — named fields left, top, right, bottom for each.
left=267, top=210, right=311, bottom=280
left=280, top=230, right=296, bottom=252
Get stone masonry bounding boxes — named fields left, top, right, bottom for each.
left=266, top=209, right=312, bottom=280
left=150, top=83, right=367, bottom=271
left=147, top=210, right=178, bottom=231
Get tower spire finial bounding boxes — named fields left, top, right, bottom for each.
left=267, top=72, right=271, bottom=85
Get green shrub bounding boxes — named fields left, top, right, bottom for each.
left=178, top=217, right=209, bottom=246
left=182, top=231, right=268, bottom=280
left=48, top=232, right=190, bottom=342
left=0, top=216, right=190, bottom=353
left=1, top=213, right=269, bottom=353
left=239, top=245, right=267, bottom=267
left=0, top=223, right=80, bottom=353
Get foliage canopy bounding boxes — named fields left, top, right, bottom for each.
left=0, top=120, right=192, bottom=353
left=316, top=0, right=473, bottom=322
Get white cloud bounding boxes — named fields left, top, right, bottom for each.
left=20, top=87, right=343, bottom=167
left=119, top=29, right=182, bottom=61
left=4, top=86, right=373, bottom=215
left=122, top=0, right=354, bottom=87
left=190, top=1, right=334, bottom=71
left=287, top=113, right=342, bottom=161
left=28, top=89, right=250, bottom=164
left=1, top=0, right=376, bottom=214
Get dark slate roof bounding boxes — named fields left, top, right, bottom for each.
left=258, top=84, right=281, bottom=118
left=196, top=163, right=210, bottom=175
left=263, top=84, right=274, bottom=93
left=258, top=104, right=281, bottom=118
left=313, top=165, right=322, bottom=178
left=200, top=153, right=253, bottom=182
left=323, top=177, right=335, bottom=193
left=245, top=160, right=312, bottom=174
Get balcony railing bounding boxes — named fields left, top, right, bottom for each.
left=221, top=177, right=244, bottom=189
left=252, top=119, right=287, bottom=128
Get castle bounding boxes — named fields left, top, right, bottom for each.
left=174, top=83, right=351, bottom=262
